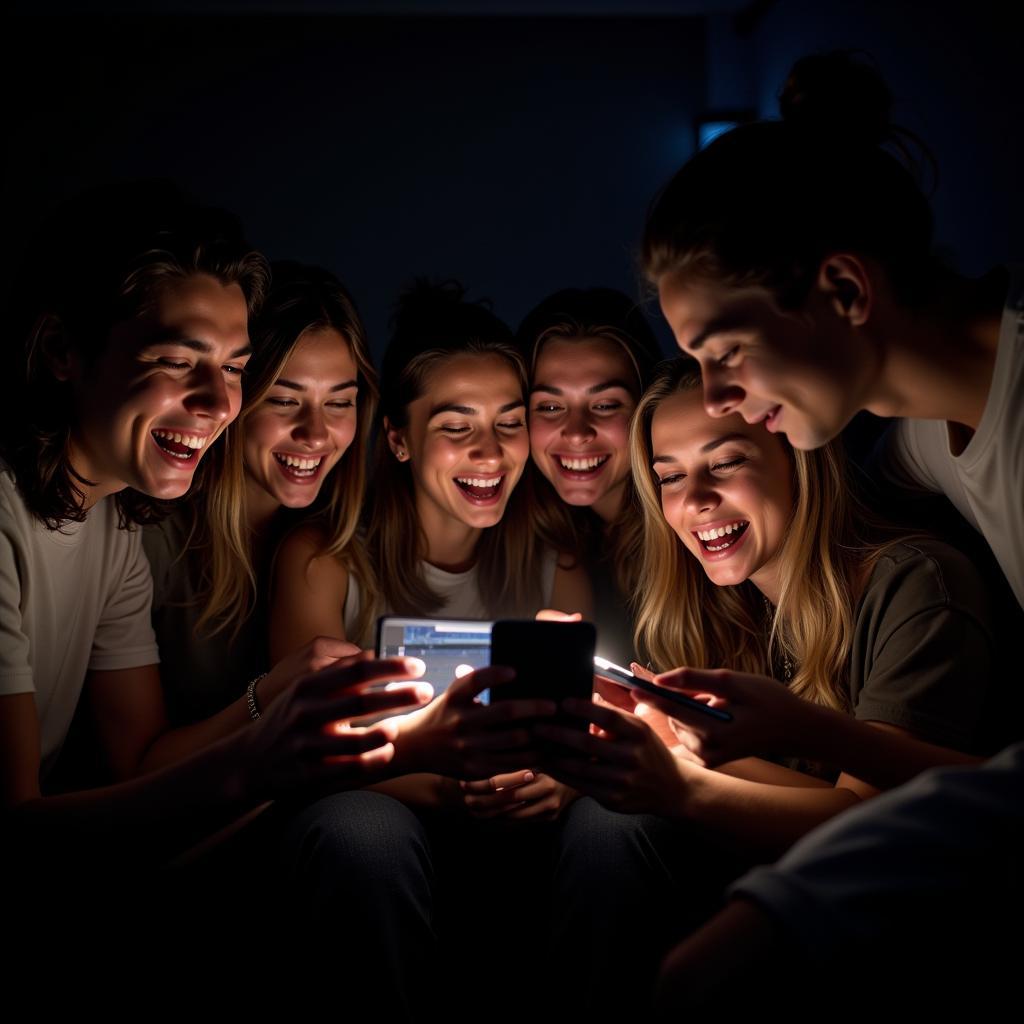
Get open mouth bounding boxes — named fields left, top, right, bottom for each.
left=555, top=454, right=610, bottom=479
left=454, top=474, right=505, bottom=504
left=695, top=519, right=750, bottom=553
left=151, top=429, right=207, bottom=465
left=273, top=452, right=326, bottom=482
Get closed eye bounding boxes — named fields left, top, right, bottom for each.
left=656, top=472, right=685, bottom=487
left=717, top=345, right=740, bottom=368
left=711, top=456, right=746, bottom=472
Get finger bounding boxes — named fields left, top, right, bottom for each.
left=306, top=726, right=401, bottom=759
left=461, top=770, right=535, bottom=794
left=534, top=609, right=583, bottom=622
left=630, top=662, right=657, bottom=682
left=639, top=693, right=719, bottom=734
left=312, top=685, right=432, bottom=728
left=491, top=776, right=551, bottom=804
left=654, top=666, right=729, bottom=696
left=463, top=786, right=532, bottom=811
left=304, top=655, right=427, bottom=696
left=445, top=664, right=516, bottom=703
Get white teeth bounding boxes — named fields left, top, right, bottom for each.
left=153, top=429, right=206, bottom=449
left=696, top=520, right=748, bottom=542
left=456, top=476, right=501, bottom=488
left=275, top=454, right=323, bottom=470
left=559, top=455, right=608, bottom=471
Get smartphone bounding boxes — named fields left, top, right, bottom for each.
left=375, top=616, right=493, bottom=700
left=489, top=619, right=596, bottom=710
left=593, top=655, right=733, bottom=722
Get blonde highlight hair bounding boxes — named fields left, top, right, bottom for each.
left=188, top=263, right=378, bottom=640
left=631, top=358, right=887, bottom=712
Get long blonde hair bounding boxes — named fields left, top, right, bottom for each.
left=188, top=262, right=378, bottom=640
left=630, top=358, right=886, bottom=711
left=364, top=281, right=545, bottom=624
left=516, top=287, right=662, bottom=598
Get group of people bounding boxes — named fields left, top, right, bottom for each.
left=2, top=53, right=1020, bottom=1014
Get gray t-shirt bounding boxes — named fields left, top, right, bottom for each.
left=0, top=463, right=160, bottom=778
left=879, top=267, right=1024, bottom=609
left=143, top=510, right=268, bottom=726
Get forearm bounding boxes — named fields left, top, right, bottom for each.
left=139, top=693, right=254, bottom=773
left=714, top=758, right=832, bottom=788
left=796, top=705, right=981, bottom=790
left=678, top=762, right=864, bottom=857
left=11, top=734, right=253, bottom=864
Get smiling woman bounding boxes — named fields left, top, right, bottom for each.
left=144, top=261, right=378, bottom=725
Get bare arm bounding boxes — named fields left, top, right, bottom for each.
left=270, top=525, right=351, bottom=661
left=2, top=658, right=431, bottom=864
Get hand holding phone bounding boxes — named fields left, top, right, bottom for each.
left=593, top=656, right=732, bottom=723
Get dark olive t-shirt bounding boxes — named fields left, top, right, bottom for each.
left=848, top=539, right=998, bottom=753
left=143, top=510, right=268, bottom=726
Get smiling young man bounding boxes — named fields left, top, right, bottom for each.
left=0, top=187, right=431, bottom=900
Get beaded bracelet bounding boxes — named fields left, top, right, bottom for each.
left=246, top=672, right=267, bottom=721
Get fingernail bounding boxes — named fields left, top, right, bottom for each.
left=524, top=771, right=535, bottom=782
left=405, top=657, right=426, bottom=675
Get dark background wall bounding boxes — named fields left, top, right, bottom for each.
left=3, top=0, right=1021, bottom=357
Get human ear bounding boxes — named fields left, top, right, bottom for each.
left=33, top=314, right=83, bottom=382
left=815, top=254, right=871, bottom=326
left=384, top=417, right=409, bottom=461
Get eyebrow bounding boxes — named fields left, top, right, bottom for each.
left=651, top=433, right=751, bottom=465
left=146, top=337, right=252, bottom=359
left=685, top=315, right=750, bottom=352
left=428, top=399, right=525, bottom=418
left=531, top=379, right=633, bottom=396
left=273, top=378, right=358, bottom=393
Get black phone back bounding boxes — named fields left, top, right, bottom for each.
left=489, top=619, right=595, bottom=704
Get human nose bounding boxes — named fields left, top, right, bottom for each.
left=682, top=474, right=720, bottom=517
left=184, top=364, right=233, bottom=424
left=561, top=406, right=596, bottom=445
left=469, top=430, right=503, bottom=465
left=703, top=365, right=745, bottom=418
left=291, top=405, right=330, bottom=450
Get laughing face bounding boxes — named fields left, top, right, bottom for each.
left=529, top=337, right=638, bottom=522
left=242, top=326, right=359, bottom=509
left=389, top=352, right=529, bottom=535
left=69, top=272, right=251, bottom=502
left=657, top=271, right=874, bottom=451
left=649, top=388, right=794, bottom=596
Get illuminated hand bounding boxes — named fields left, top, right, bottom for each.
left=639, top=667, right=811, bottom=768
left=534, top=698, right=688, bottom=817
left=241, top=653, right=433, bottom=800
left=258, top=635, right=364, bottom=708
left=392, top=666, right=557, bottom=780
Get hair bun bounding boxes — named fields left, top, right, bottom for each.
left=779, top=51, right=892, bottom=148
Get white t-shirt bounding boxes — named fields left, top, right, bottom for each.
left=881, top=267, right=1024, bottom=608
left=343, top=551, right=559, bottom=646
left=0, top=464, right=160, bottom=779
